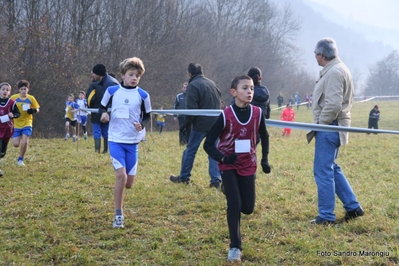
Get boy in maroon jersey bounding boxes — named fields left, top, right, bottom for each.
left=203, top=75, right=271, bottom=262
left=0, top=82, right=20, bottom=176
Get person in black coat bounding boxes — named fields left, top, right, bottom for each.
left=86, top=64, right=119, bottom=153
left=247, top=67, right=270, bottom=119
left=277, top=93, right=284, bottom=108
left=170, top=63, right=222, bottom=188
left=173, top=82, right=190, bottom=145
left=368, top=105, right=380, bottom=134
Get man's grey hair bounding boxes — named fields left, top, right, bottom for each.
left=315, top=38, right=338, bottom=60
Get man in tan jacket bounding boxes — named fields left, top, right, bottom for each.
left=310, top=38, right=364, bottom=225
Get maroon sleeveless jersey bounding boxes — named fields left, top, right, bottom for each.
left=218, top=105, right=261, bottom=176
left=0, top=98, right=16, bottom=140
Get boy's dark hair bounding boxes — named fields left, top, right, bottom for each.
left=68, top=93, right=75, bottom=98
left=247, top=67, right=262, bottom=86
left=17, top=80, right=30, bottom=89
left=79, top=91, right=86, bottom=95
left=187, top=63, right=202, bottom=76
left=231, top=75, right=252, bottom=90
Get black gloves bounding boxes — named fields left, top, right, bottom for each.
left=223, top=154, right=237, bottom=164
left=27, top=108, right=37, bottom=114
left=179, top=124, right=187, bottom=134
left=261, top=158, right=271, bottom=174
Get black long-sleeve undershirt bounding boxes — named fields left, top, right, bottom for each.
left=0, top=98, right=20, bottom=119
left=203, top=104, right=269, bottom=163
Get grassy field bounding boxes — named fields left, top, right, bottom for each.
left=0, top=101, right=398, bottom=265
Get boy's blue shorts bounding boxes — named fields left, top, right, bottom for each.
left=109, top=142, right=139, bottom=176
left=12, top=127, right=33, bottom=138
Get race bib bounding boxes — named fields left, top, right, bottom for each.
left=235, top=139, right=250, bottom=153
left=23, top=104, right=31, bottom=111
left=115, top=105, right=129, bottom=119
left=0, top=115, right=10, bottom=123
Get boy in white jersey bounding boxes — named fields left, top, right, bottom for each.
left=99, top=57, right=151, bottom=228
left=76, top=91, right=89, bottom=140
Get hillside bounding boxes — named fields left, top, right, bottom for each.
left=272, top=0, right=395, bottom=92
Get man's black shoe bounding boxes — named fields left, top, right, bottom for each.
left=209, top=181, right=221, bottom=189
left=170, top=175, right=190, bottom=184
left=344, top=207, right=364, bottom=221
left=310, top=216, right=336, bottom=225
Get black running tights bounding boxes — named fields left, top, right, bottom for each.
left=221, top=169, right=256, bottom=250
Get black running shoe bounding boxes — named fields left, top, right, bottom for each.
left=170, top=175, right=190, bottom=184
left=344, top=207, right=364, bottom=221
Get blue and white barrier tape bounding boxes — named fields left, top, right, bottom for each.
left=80, top=108, right=399, bottom=135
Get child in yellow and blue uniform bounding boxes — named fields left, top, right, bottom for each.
left=156, top=106, right=165, bottom=134
left=64, top=93, right=80, bottom=142
left=11, top=80, right=40, bottom=166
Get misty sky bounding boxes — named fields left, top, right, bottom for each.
left=308, top=0, right=399, bottom=30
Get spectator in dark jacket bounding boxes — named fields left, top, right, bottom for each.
left=86, top=64, right=119, bottom=153
left=170, top=63, right=222, bottom=188
left=248, top=67, right=270, bottom=119
left=277, top=93, right=284, bottom=108
left=367, top=105, right=380, bottom=134
left=87, top=80, right=103, bottom=124
left=173, top=82, right=190, bottom=145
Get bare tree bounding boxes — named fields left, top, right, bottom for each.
left=0, top=0, right=312, bottom=136
left=364, top=51, right=399, bottom=96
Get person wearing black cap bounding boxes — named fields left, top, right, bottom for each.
left=86, top=63, right=119, bottom=153
left=368, top=105, right=380, bottom=133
